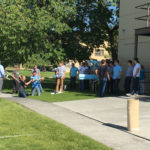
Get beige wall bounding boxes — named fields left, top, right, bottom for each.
left=90, top=42, right=110, bottom=61
left=66, top=42, right=110, bottom=72
left=118, top=0, right=150, bottom=92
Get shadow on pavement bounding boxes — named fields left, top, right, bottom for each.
left=76, top=112, right=150, bottom=142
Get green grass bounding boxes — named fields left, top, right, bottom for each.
left=3, top=70, right=98, bottom=102
left=0, top=98, right=112, bottom=150
left=30, top=91, right=97, bottom=102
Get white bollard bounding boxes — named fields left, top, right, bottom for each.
left=127, top=99, right=139, bottom=132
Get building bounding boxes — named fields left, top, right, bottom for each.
left=118, top=1, right=150, bottom=93
left=66, top=42, right=110, bottom=71
left=90, top=42, right=110, bottom=61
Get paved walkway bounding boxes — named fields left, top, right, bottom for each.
left=1, top=93, right=150, bottom=150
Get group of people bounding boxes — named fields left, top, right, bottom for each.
left=69, top=58, right=145, bottom=97
left=11, top=65, right=44, bottom=97
left=0, top=62, right=44, bottom=97
left=0, top=58, right=145, bottom=98
left=69, top=60, right=122, bottom=96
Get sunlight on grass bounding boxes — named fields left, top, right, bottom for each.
left=0, top=98, right=112, bottom=150
left=3, top=70, right=98, bottom=102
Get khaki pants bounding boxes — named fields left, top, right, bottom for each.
left=56, top=78, right=64, bottom=93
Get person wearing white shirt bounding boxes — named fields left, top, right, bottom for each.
left=128, top=58, right=141, bottom=96
left=0, top=60, right=5, bottom=93
left=55, top=61, right=66, bottom=94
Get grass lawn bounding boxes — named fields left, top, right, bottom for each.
left=0, top=98, right=112, bottom=150
left=3, top=70, right=98, bottom=102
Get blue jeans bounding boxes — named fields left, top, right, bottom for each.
left=32, top=86, right=40, bottom=96
left=131, top=77, right=139, bottom=94
left=19, top=91, right=27, bottom=98
left=80, top=80, right=84, bottom=92
left=113, top=79, right=120, bottom=96
left=38, top=83, right=44, bottom=92
left=99, top=78, right=107, bottom=97
left=70, top=77, right=77, bottom=90
left=124, top=77, right=132, bottom=93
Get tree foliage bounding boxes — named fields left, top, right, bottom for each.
left=0, top=0, right=117, bottom=67
left=0, top=0, right=76, bottom=67
left=105, top=0, right=120, bottom=61
left=63, top=0, right=111, bottom=62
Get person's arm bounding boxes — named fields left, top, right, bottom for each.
left=107, top=72, right=110, bottom=81
left=63, top=72, right=66, bottom=79
left=25, top=80, right=32, bottom=86
left=77, top=68, right=79, bottom=79
left=56, top=68, right=58, bottom=75
left=95, top=69, right=98, bottom=76
left=38, top=69, right=40, bottom=76
left=62, top=67, right=66, bottom=79
left=116, top=72, right=122, bottom=79
left=0, top=66, right=5, bottom=77
left=134, top=67, right=140, bottom=78
left=70, top=68, right=72, bottom=77
left=116, top=67, right=122, bottom=79
left=11, top=75, right=20, bottom=83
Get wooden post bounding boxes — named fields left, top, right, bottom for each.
left=127, top=99, right=139, bottom=132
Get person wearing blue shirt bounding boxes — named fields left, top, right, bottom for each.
left=113, top=60, right=122, bottom=96
left=79, top=62, right=86, bottom=92
left=124, top=60, right=133, bottom=93
left=0, top=60, right=5, bottom=93
left=70, top=63, right=78, bottom=90
left=31, top=71, right=41, bottom=96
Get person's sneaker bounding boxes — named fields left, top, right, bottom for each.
left=58, top=91, right=62, bottom=94
left=51, top=92, right=56, bottom=95
left=134, top=93, right=139, bottom=97
left=126, top=93, right=132, bottom=97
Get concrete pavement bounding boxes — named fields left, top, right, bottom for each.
left=1, top=93, right=150, bottom=150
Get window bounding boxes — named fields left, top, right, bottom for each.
left=95, top=49, right=104, bottom=56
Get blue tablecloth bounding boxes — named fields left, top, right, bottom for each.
left=79, top=74, right=98, bottom=80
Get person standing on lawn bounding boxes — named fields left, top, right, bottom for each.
left=11, top=75, right=32, bottom=97
left=124, top=60, right=133, bottom=93
left=127, top=58, right=141, bottom=96
left=32, top=65, right=43, bottom=92
left=32, top=65, right=40, bottom=76
left=84, top=62, right=90, bottom=90
left=113, top=60, right=122, bottom=96
left=96, top=59, right=110, bottom=97
left=31, top=71, right=41, bottom=96
left=56, top=61, right=66, bottom=94
left=70, top=63, right=78, bottom=90
left=0, top=60, right=5, bottom=93
left=79, top=62, right=86, bottom=92
left=107, top=61, right=114, bottom=94
left=12, top=66, right=20, bottom=93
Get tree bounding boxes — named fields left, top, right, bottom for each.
left=62, top=0, right=111, bottom=62
left=0, top=0, right=117, bottom=67
left=0, top=0, right=76, bottom=67
left=105, top=0, right=120, bottom=61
